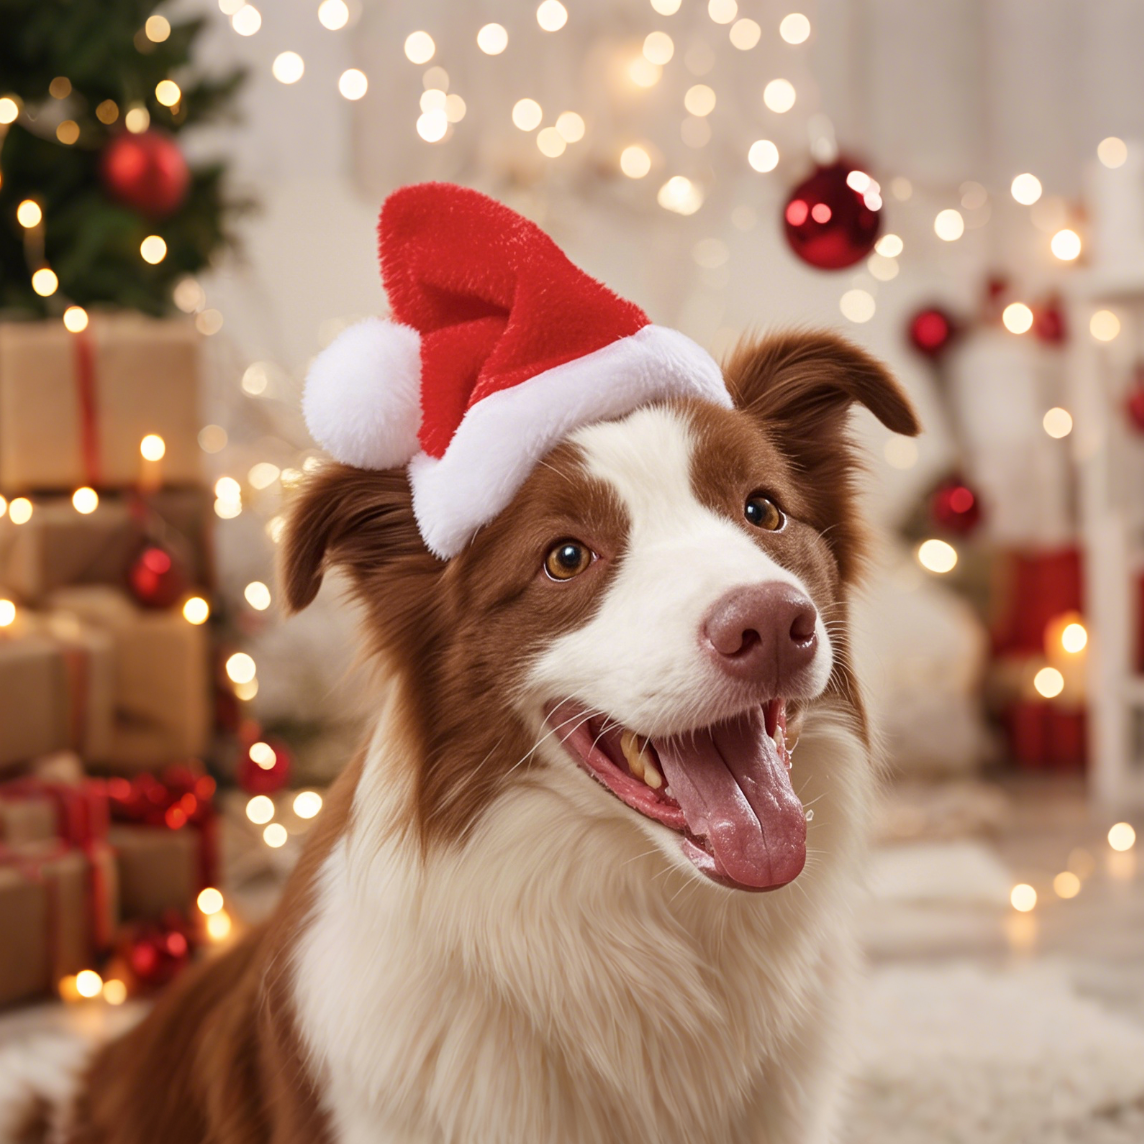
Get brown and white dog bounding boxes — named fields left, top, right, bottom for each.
left=8, top=331, right=918, bottom=1144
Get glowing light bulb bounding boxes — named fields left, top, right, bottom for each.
left=536, top=0, right=568, bottom=31
left=763, top=79, right=796, bottom=113
left=620, top=145, right=652, bottom=178
left=1002, top=302, right=1034, bottom=334
left=779, top=12, right=811, bottom=43
left=1043, top=407, right=1073, bottom=439
left=0, top=600, right=15, bottom=628
left=264, top=823, right=288, bottom=848
left=747, top=139, right=779, bottom=172
left=206, top=910, right=232, bottom=940
left=226, top=652, right=256, bottom=685
left=250, top=741, right=277, bottom=770
left=918, top=539, right=957, bottom=574
left=556, top=111, right=585, bottom=142
left=248, top=462, right=280, bottom=489
left=293, top=791, right=323, bottom=819
left=1060, top=622, right=1087, bottom=653
left=102, top=979, right=128, bottom=1005
left=840, top=289, right=875, bottom=324
left=1051, top=228, right=1081, bottom=261
left=9, top=498, right=33, bottom=525
left=537, top=127, right=566, bottom=157
left=63, top=306, right=88, bottom=333
left=404, top=31, right=435, bottom=63
left=197, top=888, right=224, bottom=916
left=512, top=98, right=543, bottom=131
left=72, top=487, right=98, bottom=514
left=245, top=581, right=272, bottom=611
left=339, top=69, right=368, bottom=99
left=1108, top=823, right=1136, bottom=852
left=272, top=52, right=305, bottom=84
left=246, top=795, right=274, bottom=825
left=155, top=80, right=181, bottom=106
left=17, top=200, right=41, bottom=228
left=1010, top=884, right=1037, bottom=912
left=145, top=15, right=171, bottom=41
left=729, top=18, right=761, bottom=49
left=708, top=0, right=737, bottom=24
left=416, top=109, right=448, bottom=142
left=0, top=97, right=19, bottom=125
left=318, top=0, right=349, bottom=30
left=1098, top=137, right=1128, bottom=169
left=1010, top=173, right=1042, bottom=205
left=125, top=105, right=150, bottom=133
left=684, top=85, right=716, bottom=116
left=477, top=23, right=508, bottom=54
left=140, top=235, right=167, bottom=264
left=56, top=121, right=79, bottom=145
left=231, top=4, right=261, bottom=35
left=76, top=970, right=103, bottom=998
left=199, top=425, right=227, bottom=453
left=875, top=233, right=903, bottom=257
left=934, top=209, right=965, bottom=241
left=182, top=596, right=210, bottom=625
left=651, top=0, right=682, bottom=12
left=32, top=268, right=58, bottom=296
left=643, top=31, right=674, bottom=64
left=1053, top=871, right=1081, bottom=899
left=1090, top=310, right=1120, bottom=342
left=140, top=434, right=166, bottom=461
left=657, top=176, right=704, bottom=215
left=629, top=58, right=662, bottom=87
left=1033, top=666, right=1065, bottom=698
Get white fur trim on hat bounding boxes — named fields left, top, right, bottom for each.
left=409, top=325, right=730, bottom=559
left=303, top=317, right=422, bottom=470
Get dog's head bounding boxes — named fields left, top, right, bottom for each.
left=283, top=331, right=918, bottom=892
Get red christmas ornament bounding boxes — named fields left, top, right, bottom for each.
left=930, top=476, right=983, bottom=536
left=101, top=131, right=190, bottom=218
left=127, top=543, right=188, bottom=608
left=1126, top=364, right=1144, bottom=434
left=908, top=307, right=958, bottom=359
left=782, top=160, right=882, bottom=270
left=119, top=912, right=195, bottom=991
left=236, top=734, right=293, bottom=795
left=1033, top=296, right=1068, bottom=345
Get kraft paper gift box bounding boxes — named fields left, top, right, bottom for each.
left=0, top=613, right=116, bottom=769
left=0, top=487, right=214, bottom=603
left=0, top=314, right=201, bottom=492
left=109, top=824, right=201, bottom=921
left=48, top=586, right=210, bottom=770
left=0, top=841, right=118, bottom=1007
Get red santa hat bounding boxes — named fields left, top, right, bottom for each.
left=303, top=182, right=731, bottom=558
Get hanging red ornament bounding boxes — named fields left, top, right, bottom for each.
left=100, top=131, right=190, bottom=219
left=120, top=912, right=195, bottom=991
left=782, top=160, right=882, bottom=270
left=1033, top=295, right=1068, bottom=345
left=929, top=476, right=983, bottom=536
left=236, top=733, right=293, bottom=795
left=1126, top=364, right=1144, bottom=434
left=908, top=307, right=958, bottom=359
left=127, top=543, right=188, bottom=608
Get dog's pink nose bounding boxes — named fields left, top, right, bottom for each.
left=702, top=583, right=818, bottom=689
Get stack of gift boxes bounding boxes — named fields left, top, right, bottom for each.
left=0, top=313, right=222, bottom=1007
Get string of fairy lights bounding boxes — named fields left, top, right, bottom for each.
left=2, top=0, right=1140, bottom=905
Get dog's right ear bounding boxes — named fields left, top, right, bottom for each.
left=280, top=462, right=437, bottom=613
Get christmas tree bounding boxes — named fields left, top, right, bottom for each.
left=0, top=0, right=246, bottom=317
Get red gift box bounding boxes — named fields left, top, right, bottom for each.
left=1004, top=701, right=1087, bottom=773
left=992, top=547, right=1084, bottom=657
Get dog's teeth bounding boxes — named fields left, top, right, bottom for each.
left=621, top=729, right=663, bottom=789
left=620, top=729, right=646, bottom=782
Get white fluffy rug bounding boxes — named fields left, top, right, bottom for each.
left=853, top=962, right=1144, bottom=1143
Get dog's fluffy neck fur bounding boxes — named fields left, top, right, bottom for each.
left=294, top=674, right=872, bottom=1144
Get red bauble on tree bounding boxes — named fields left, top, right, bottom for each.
left=782, top=160, right=882, bottom=270
left=120, top=913, right=195, bottom=991
left=236, top=732, right=293, bottom=795
left=127, top=543, right=188, bottom=609
left=908, top=306, right=958, bottom=359
left=1126, top=364, right=1144, bottom=434
left=930, top=476, right=983, bottom=536
left=101, top=131, right=190, bottom=218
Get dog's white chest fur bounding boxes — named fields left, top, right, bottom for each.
left=292, top=698, right=870, bottom=1144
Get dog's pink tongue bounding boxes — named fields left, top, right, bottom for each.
left=654, top=711, right=806, bottom=890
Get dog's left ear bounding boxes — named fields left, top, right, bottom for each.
left=725, top=331, right=921, bottom=582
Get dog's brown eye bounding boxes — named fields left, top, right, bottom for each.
left=544, top=540, right=593, bottom=581
left=745, top=493, right=784, bottom=531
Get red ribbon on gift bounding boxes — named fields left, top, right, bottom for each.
left=0, top=777, right=115, bottom=950
left=106, top=765, right=219, bottom=891
left=73, top=325, right=102, bottom=488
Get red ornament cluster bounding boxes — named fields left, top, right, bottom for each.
left=929, top=476, right=983, bottom=536
left=127, top=543, right=187, bottom=609
left=119, top=912, right=196, bottom=991
left=100, top=130, right=190, bottom=219
left=782, top=161, right=882, bottom=271
left=908, top=307, right=958, bottom=359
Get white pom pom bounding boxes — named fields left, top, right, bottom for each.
left=302, top=318, right=422, bottom=469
